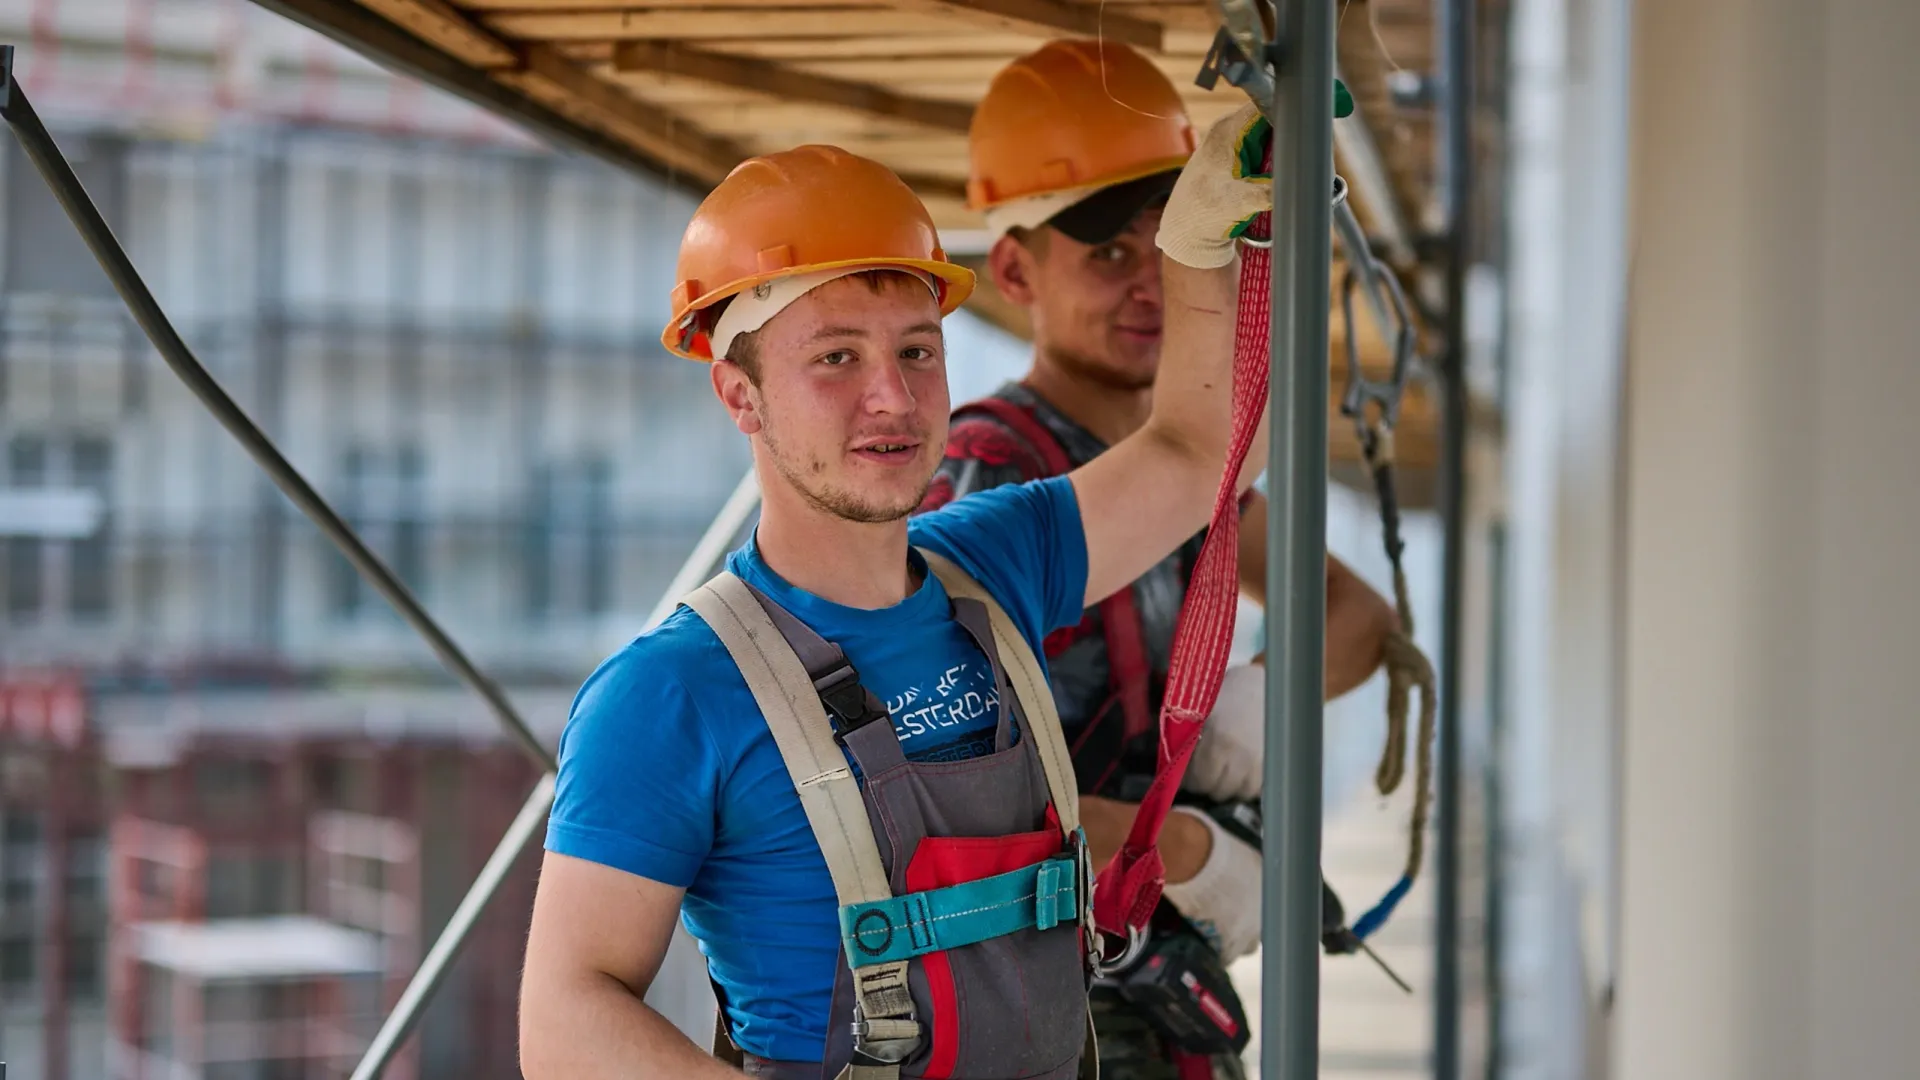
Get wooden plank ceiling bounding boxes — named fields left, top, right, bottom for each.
left=328, top=0, right=1445, bottom=473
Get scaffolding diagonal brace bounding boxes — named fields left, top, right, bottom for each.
left=347, top=467, right=762, bottom=1079
left=351, top=772, right=558, bottom=1080
left=0, top=48, right=554, bottom=773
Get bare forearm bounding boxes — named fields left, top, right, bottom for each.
left=521, top=969, right=743, bottom=1080
left=1075, top=257, right=1267, bottom=604
left=1080, top=794, right=1213, bottom=884
left=1141, top=255, right=1263, bottom=488
left=1324, top=557, right=1395, bottom=700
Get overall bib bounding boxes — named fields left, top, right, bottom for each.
left=685, top=549, right=1098, bottom=1080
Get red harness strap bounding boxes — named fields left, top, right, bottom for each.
left=1089, top=198, right=1273, bottom=952
left=950, top=396, right=1156, bottom=747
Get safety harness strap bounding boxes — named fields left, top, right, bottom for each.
left=685, top=575, right=894, bottom=906
left=683, top=575, right=916, bottom=1079
left=841, top=854, right=1080, bottom=967
left=918, top=548, right=1082, bottom=839
left=689, top=554, right=1087, bottom=1079
left=953, top=395, right=1157, bottom=747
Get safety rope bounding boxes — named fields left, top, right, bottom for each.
left=1348, top=413, right=1438, bottom=940
left=1333, top=232, right=1438, bottom=940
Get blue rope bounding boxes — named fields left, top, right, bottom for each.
left=1350, top=874, right=1413, bottom=941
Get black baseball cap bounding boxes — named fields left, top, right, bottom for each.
left=1043, top=168, right=1182, bottom=245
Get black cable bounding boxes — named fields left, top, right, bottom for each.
left=1, top=50, right=554, bottom=771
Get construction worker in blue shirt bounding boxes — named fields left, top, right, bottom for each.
left=519, top=99, right=1283, bottom=1080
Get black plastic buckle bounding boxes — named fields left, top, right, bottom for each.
left=817, top=665, right=888, bottom=742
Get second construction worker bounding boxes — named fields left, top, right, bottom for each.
left=918, top=40, right=1400, bottom=1080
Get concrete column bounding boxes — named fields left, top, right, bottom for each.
left=1615, top=1, right=1920, bottom=1077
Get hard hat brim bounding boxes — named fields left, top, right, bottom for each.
left=662, top=257, right=977, bottom=362
left=1043, top=169, right=1183, bottom=246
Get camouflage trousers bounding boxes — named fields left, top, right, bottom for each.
left=1088, top=984, right=1249, bottom=1080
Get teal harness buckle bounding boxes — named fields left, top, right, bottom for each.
left=839, top=855, right=1081, bottom=968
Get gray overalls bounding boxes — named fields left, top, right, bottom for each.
left=686, top=548, right=1099, bottom=1080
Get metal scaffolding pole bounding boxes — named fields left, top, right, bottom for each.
left=1261, top=1, right=1336, bottom=1078
left=351, top=771, right=558, bottom=1080
left=1432, top=0, right=1477, bottom=1074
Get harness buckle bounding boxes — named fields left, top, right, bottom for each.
left=850, top=999, right=920, bottom=1066
left=817, top=664, right=888, bottom=742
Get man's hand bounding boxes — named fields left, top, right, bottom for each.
left=1161, top=808, right=1263, bottom=964
left=520, top=853, right=745, bottom=1079
left=1181, top=662, right=1266, bottom=803
left=1156, top=101, right=1274, bottom=270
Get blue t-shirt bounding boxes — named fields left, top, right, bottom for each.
left=544, top=475, right=1089, bottom=1062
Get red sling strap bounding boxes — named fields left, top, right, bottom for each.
left=1088, top=188, right=1274, bottom=960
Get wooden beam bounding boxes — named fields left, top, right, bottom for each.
left=892, top=169, right=971, bottom=204
left=359, top=0, right=518, bottom=67
left=705, top=33, right=1042, bottom=60
left=457, top=0, right=896, bottom=9
left=612, top=40, right=974, bottom=133
left=497, top=45, right=748, bottom=183
left=888, top=0, right=1165, bottom=50
left=480, top=10, right=975, bottom=41
left=694, top=103, right=932, bottom=138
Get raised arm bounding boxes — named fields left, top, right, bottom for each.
left=1071, top=258, right=1267, bottom=606
left=520, top=852, right=744, bottom=1079
left=1071, top=102, right=1277, bottom=607
left=1237, top=490, right=1397, bottom=700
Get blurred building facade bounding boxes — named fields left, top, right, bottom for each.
left=0, top=3, right=1045, bottom=1077
left=0, top=3, right=821, bottom=1079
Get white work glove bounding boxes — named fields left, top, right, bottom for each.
left=1181, top=662, right=1266, bottom=802
left=1161, top=806, right=1262, bottom=964
left=1155, top=101, right=1274, bottom=269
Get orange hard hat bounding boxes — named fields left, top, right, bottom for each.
left=967, top=39, right=1196, bottom=212
left=664, top=145, right=975, bottom=361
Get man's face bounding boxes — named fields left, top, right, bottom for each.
left=712, top=274, right=949, bottom=524
left=991, top=206, right=1165, bottom=391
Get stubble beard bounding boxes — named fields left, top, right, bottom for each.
left=1043, top=341, right=1157, bottom=393
left=760, top=411, right=932, bottom=525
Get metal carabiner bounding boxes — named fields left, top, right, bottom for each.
left=1089, top=922, right=1150, bottom=980
left=1337, top=241, right=1418, bottom=444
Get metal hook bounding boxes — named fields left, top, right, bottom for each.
left=1337, top=235, right=1419, bottom=443
left=1212, top=0, right=1274, bottom=82
left=1195, top=23, right=1276, bottom=120
left=1089, top=922, right=1150, bottom=979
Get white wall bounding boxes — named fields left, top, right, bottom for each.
left=1497, top=0, right=1635, bottom=1075
left=1613, top=1, right=1920, bottom=1076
